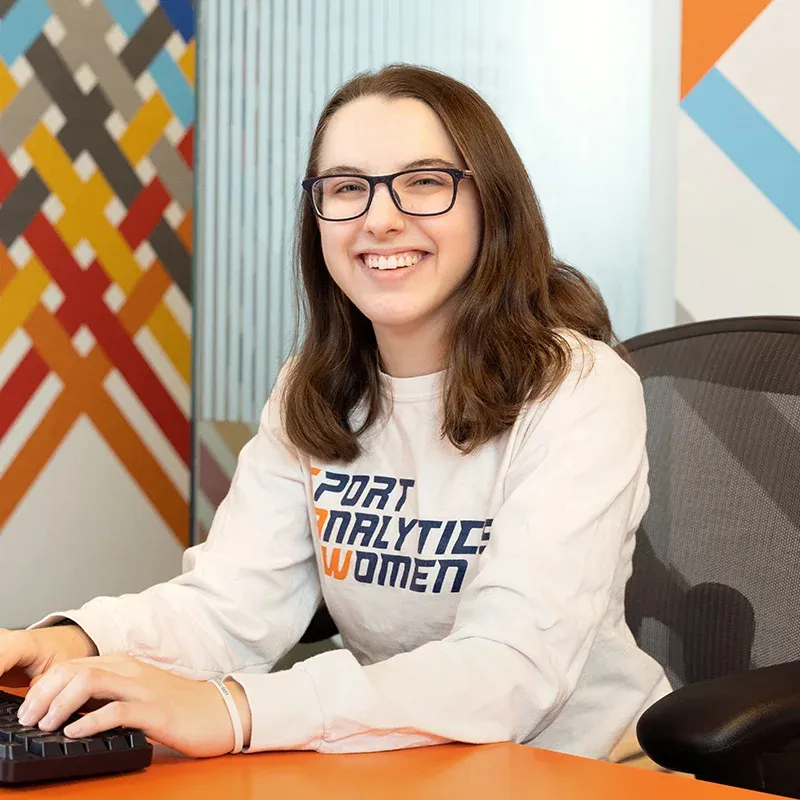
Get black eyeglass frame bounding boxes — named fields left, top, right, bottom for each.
left=301, top=168, right=473, bottom=222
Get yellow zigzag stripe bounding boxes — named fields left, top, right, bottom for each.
left=0, top=256, right=49, bottom=349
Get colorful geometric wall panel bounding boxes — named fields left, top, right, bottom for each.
left=676, top=0, right=800, bottom=323
left=0, top=0, right=195, bottom=546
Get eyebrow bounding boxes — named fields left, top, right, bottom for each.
left=316, top=157, right=460, bottom=177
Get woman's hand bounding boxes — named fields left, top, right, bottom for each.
left=15, top=653, right=252, bottom=758
left=0, top=626, right=98, bottom=687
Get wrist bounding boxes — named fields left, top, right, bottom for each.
left=39, top=623, right=98, bottom=658
left=63, top=624, right=99, bottom=658
left=223, top=678, right=252, bottom=750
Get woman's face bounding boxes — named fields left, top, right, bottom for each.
left=315, top=95, right=481, bottom=340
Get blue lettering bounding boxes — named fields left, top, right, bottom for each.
left=362, top=476, right=397, bottom=510
left=453, top=520, right=483, bottom=555
left=417, top=519, right=443, bottom=554
left=434, top=520, right=457, bottom=554
left=322, top=509, right=352, bottom=544
left=341, top=474, right=369, bottom=507
left=479, top=518, right=493, bottom=554
left=394, top=478, right=415, bottom=512
left=347, top=512, right=379, bottom=546
left=314, top=470, right=349, bottom=502
left=372, top=514, right=391, bottom=549
left=354, top=550, right=379, bottom=583
left=396, top=517, right=416, bottom=551
left=410, top=558, right=436, bottom=593
left=433, top=559, right=468, bottom=593
left=378, top=553, right=412, bottom=588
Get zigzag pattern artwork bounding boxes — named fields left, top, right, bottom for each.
left=0, top=0, right=195, bottom=544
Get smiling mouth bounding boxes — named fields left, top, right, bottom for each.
left=359, top=251, right=430, bottom=271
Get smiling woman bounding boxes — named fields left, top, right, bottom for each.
left=2, top=64, right=669, bottom=766
left=283, top=67, right=615, bottom=462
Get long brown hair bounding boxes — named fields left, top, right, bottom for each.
left=282, top=64, right=615, bottom=463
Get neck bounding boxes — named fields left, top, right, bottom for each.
left=374, top=318, right=448, bottom=378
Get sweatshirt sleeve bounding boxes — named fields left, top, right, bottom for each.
left=29, top=374, right=321, bottom=680
left=226, top=347, right=652, bottom=753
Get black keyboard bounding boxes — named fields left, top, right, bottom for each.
left=0, top=690, right=152, bottom=784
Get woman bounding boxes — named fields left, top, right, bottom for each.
left=0, top=65, right=669, bottom=760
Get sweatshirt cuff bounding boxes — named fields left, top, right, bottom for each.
left=27, top=607, right=126, bottom=656
left=224, top=666, right=324, bottom=752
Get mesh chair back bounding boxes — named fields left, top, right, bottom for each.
left=623, top=317, right=800, bottom=689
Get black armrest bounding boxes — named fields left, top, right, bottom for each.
left=638, top=660, right=800, bottom=778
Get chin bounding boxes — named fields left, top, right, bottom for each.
left=361, top=306, right=428, bottom=330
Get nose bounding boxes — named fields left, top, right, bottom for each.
left=362, top=183, right=405, bottom=237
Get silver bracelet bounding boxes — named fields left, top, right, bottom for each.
left=208, top=678, right=244, bottom=754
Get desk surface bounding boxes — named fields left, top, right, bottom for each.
left=3, top=741, right=775, bottom=800
left=1, top=689, right=769, bottom=799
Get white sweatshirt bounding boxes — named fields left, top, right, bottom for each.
left=33, top=333, right=670, bottom=758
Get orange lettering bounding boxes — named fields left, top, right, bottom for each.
left=321, top=545, right=352, bottom=580
left=314, top=507, right=328, bottom=539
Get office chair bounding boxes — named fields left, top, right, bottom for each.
left=624, top=316, right=800, bottom=797
left=300, top=316, right=800, bottom=796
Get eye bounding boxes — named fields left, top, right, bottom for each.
left=410, top=175, right=445, bottom=187
left=330, top=180, right=367, bottom=195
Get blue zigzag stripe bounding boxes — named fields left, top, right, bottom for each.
left=682, top=67, right=800, bottom=233
left=0, top=0, right=51, bottom=64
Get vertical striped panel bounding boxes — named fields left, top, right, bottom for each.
left=241, top=2, right=259, bottom=421
left=198, top=0, right=217, bottom=423
left=227, top=3, right=245, bottom=416
left=196, top=0, right=656, bottom=421
left=213, top=2, right=231, bottom=415
left=268, top=0, right=286, bottom=396
left=253, top=0, right=271, bottom=421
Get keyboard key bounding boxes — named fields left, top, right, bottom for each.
left=58, top=738, right=89, bottom=756
left=0, top=743, right=32, bottom=761
left=29, top=737, right=65, bottom=758
left=79, top=737, right=107, bottom=754
left=101, top=734, right=128, bottom=751
left=123, top=731, right=148, bottom=748
left=13, top=728, right=48, bottom=746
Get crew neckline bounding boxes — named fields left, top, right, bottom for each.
left=379, top=369, right=445, bottom=401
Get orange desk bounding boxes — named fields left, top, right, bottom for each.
left=1, top=690, right=769, bottom=799
left=1, top=741, right=774, bottom=800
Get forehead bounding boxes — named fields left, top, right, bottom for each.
left=318, top=95, right=462, bottom=173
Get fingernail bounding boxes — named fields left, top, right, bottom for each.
left=18, top=710, right=33, bottom=726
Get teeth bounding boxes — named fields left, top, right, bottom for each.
left=363, top=252, right=426, bottom=270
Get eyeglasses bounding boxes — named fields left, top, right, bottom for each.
left=301, top=168, right=473, bottom=222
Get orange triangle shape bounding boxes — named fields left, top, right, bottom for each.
left=682, top=0, right=773, bottom=98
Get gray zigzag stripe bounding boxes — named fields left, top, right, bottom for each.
left=25, top=36, right=144, bottom=207
left=120, top=6, right=174, bottom=80
left=47, top=0, right=142, bottom=122
left=150, top=137, right=193, bottom=210
left=0, top=74, right=50, bottom=155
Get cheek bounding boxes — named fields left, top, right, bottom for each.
left=319, top=226, right=354, bottom=279
left=435, top=207, right=481, bottom=275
